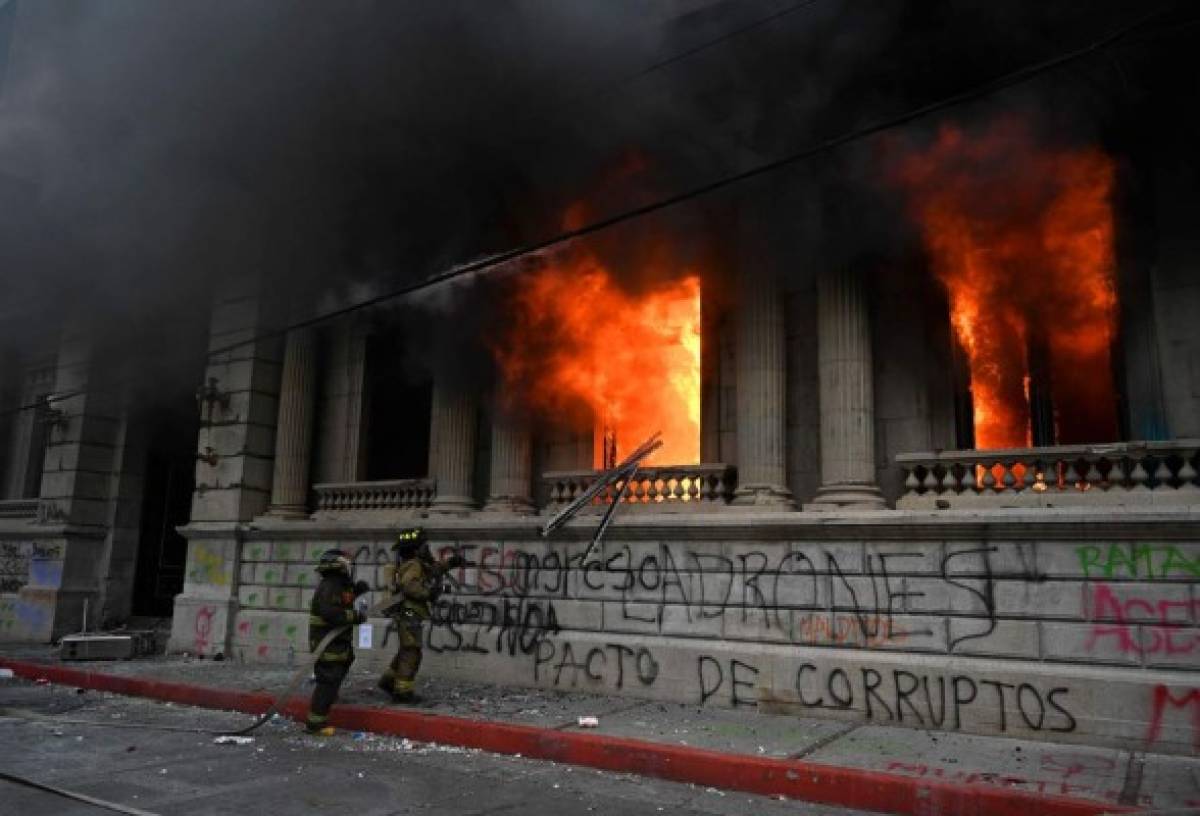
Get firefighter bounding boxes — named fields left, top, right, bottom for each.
left=377, top=528, right=464, bottom=703
left=305, top=548, right=370, bottom=735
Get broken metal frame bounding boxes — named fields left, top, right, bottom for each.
left=540, top=431, right=663, bottom=560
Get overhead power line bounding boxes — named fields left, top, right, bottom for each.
left=0, top=2, right=1187, bottom=423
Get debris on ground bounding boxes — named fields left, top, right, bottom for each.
left=213, top=735, right=255, bottom=745
left=577, top=716, right=599, bottom=728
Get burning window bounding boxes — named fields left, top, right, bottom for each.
left=893, top=118, right=1120, bottom=449
left=492, top=252, right=700, bottom=468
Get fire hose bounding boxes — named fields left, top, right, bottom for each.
left=0, top=591, right=408, bottom=815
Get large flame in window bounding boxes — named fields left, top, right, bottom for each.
left=492, top=248, right=700, bottom=467
left=892, top=118, right=1119, bottom=449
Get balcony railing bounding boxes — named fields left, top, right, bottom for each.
left=543, top=464, right=736, bottom=513
left=312, top=479, right=436, bottom=514
left=0, top=499, right=38, bottom=520
left=896, top=440, right=1200, bottom=509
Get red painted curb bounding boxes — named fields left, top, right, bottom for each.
left=0, top=657, right=1130, bottom=816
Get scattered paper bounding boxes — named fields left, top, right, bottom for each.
left=213, top=736, right=255, bottom=746
left=577, top=716, right=599, bottom=728
left=357, top=623, right=373, bottom=649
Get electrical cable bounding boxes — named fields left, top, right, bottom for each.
left=0, top=2, right=1188, bottom=425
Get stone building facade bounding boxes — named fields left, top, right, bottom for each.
left=2, top=226, right=1198, bottom=756
left=0, top=0, right=1198, bottom=761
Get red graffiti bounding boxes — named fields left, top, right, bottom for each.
left=882, top=761, right=1135, bottom=802
left=257, top=644, right=270, bottom=658
left=1039, top=752, right=1116, bottom=780
left=1145, top=685, right=1200, bottom=751
left=1085, top=583, right=1200, bottom=655
left=193, top=606, right=215, bottom=653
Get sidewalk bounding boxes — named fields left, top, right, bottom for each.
left=1, top=647, right=1196, bottom=816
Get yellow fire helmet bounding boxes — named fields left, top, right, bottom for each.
left=391, top=527, right=426, bottom=555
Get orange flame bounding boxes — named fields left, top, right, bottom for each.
left=493, top=251, right=700, bottom=467
left=893, top=118, right=1119, bottom=449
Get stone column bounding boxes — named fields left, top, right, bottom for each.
left=732, top=272, right=794, bottom=507
left=267, top=327, right=317, bottom=517
left=483, top=403, right=535, bottom=514
left=429, top=377, right=478, bottom=513
left=810, top=267, right=885, bottom=508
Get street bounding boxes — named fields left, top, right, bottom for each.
left=0, top=680, right=873, bottom=815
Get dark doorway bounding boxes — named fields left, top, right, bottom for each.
left=365, top=325, right=432, bottom=480
left=132, top=419, right=195, bottom=617
left=131, top=316, right=206, bottom=617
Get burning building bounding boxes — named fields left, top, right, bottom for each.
left=0, top=1, right=1198, bottom=756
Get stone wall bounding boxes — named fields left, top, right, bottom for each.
left=200, top=510, right=1200, bottom=756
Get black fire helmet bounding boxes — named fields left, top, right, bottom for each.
left=317, top=548, right=353, bottom=575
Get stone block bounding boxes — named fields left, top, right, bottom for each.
left=949, top=619, right=1040, bottom=659
left=303, top=541, right=330, bottom=562
left=190, top=488, right=258, bottom=523
left=940, top=541, right=1039, bottom=580
left=272, top=541, right=306, bottom=562
left=284, top=562, right=317, bottom=589
left=722, top=605, right=796, bottom=644
left=252, top=562, right=285, bottom=586
left=238, top=584, right=268, bottom=609
left=794, top=541, right=864, bottom=573
left=265, top=586, right=302, bottom=611
left=865, top=541, right=943, bottom=575
left=1140, top=626, right=1200, bottom=669
left=1040, top=621, right=1142, bottom=666
left=167, top=596, right=235, bottom=656
left=242, top=540, right=270, bottom=562
left=994, top=580, right=1087, bottom=620
left=765, top=564, right=827, bottom=610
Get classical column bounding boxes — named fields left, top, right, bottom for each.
left=810, top=268, right=886, bottom=508
left=733, top=272, right=794, bottom=507
left=267, top=327, right=318, bottom=517
left=482, top=403, right=535, bottom=514
left=429, top=377, right=478, bottom=513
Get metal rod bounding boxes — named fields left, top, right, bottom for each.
left=540, top=432, right=662, bottom=537
left=580, top=463, right=639, bottom=562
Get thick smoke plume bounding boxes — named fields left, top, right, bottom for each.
left=0, top=0, right=1190, bottom=372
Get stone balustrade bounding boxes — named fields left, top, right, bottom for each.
left=0, top=499, right=38, bottom=520
left=896, top=440, right=1200, bottom=508
left=543, top=464, right=736, bottom=512
left=312, top=479, right=436, bottom=514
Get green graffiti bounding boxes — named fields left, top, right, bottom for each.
left=1076, top=544, right=1199, bottom=578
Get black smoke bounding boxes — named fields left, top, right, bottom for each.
left=0, top=0, right=1194, bottom=364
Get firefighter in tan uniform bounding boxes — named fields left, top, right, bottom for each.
left=377, top=528, right=464, bottom=702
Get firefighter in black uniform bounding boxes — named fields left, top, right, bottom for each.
left=377, top=528, right=464, bottom=703
left=305, top=549, right=370, bottom=735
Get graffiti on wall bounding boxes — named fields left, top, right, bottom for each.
left=187, top=544, right=228, bottom=586
left=0, top=542, right=29, bottom=593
